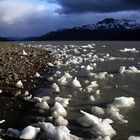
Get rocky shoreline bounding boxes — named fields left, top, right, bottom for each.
left=0, top=42, right=55, bottom=131
left=0, top=42, right=55, bottom=96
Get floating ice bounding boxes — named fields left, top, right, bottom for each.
left=41, top=122, right=71, bottom=140
left=47, top=62, right=54, bottom=67
left=120, top=66, right=140, bottom=73
left=55, top=97, right=69, bottom=107
left=23, top=94, right=32, bottom=101
left=128, top=136, right=140, bottom=140
left=84, top=80, right=90, bottom=84
left=15, top=80, right=24, bottom=89
left=93, top=55, right=99, bottom=59
left=86, top=81, right=98, bottom=93
left=108, top=97, right=135, bottom=108
left=72, top=77, right=82, bottom=88
left=32, top=97, right=42, bottom=103
left=77, top=110, right=102, bottom=127
left=77, top=111, right=116, bottom=138
left=95, top=72, right=108, bottom=79
left=0, top=89, right=2, bottom=94
left=106, top=107, right=128, bottom=124
left=23, top=91, right=30, bottom=96
left=107, top=74, right=114, bottom=78
left=91, top=106, right=105, bottom=115
left=35, top=101, right=49, bottom=110
left=47, top=76, right=54, bottom=81
left=83, top=49, right=87, bottom=52
left=120, top=66, right=126, bottom=74
left=81, top=65, right=85, bottom=69
left=91, top=119, right=116, bottom=138
left=120, top=48, right=139, bottom=53
left=94, top=136, right=111, bottom=140
left=64, top=72, right=72, bottom=79
left=58, top=76, right=68, bottom=86
left=74, top=48, right=80, bottom=54
left=52, top=102, right=67, bottom=118
left=86, top=65, right=93, bottom=71
left=103, top=53, right=110, bottom=58
left=102, top=45, right=106, bottom=48
left=95, top=90, right=100, bottom=95
left=93, top=63, right=97, bottom=67
left=35, top=72, right=40, bottom=77
left=20, top=126, right=40, bottom=140
left=89, top=95, right=95, bottom=102
left=0, top=120, right=5, bottom=124
left=52, top=83, right=60, bottom=93
left=54, top=116, right=68, bottom=126
left=55, top=71, right=62, bottom=76
left=42, top=96, right=50, bottom=102
left=127, top=66, right=140, bottom=73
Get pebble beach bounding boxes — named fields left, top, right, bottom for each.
left=0, top=42, right=55, bottom=138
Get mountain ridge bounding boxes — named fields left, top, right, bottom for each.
left=0, top=36, right=10, bottom=41
left=2, top=18, right=140, bottom=41
left=27, top=18, right=140, bottom=41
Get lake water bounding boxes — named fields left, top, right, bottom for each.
left=1, top=41, right=140, bottom=140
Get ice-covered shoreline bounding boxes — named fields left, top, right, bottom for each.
left=0, top=42, right=55, bottom=138
left=0, top=41, right=140, bottom=140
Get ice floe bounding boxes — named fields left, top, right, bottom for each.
left=77, top=110, right=102, bottom=127
left=128, top=136, right=140, bottom=140
left=52, top=102, right=67, bottom=118
left=120, top=48, right=139, bottom=53
left=106, top=107, right=128, bottom=124
left=91, top=106, right=105, bottom=116
left=55, top=97, right=69, bottom=107
left=52, top=83, right=60, bottom=93
left=90, top=118, right=116, bottom=138
left=20, top=126, right=40, bottom=140
left=72, top=77, right=82, bottom=88
left=108, top=97, right=135, bottom=108
left=13, top=42, right=139, bottom=140
left=40, top=122, right=82, bottom=140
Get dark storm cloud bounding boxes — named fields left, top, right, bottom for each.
left=0, top=0, right=140, bottom=37
left=55, top=0, right=140, bottom=14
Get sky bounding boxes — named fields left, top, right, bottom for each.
left=0, top=0, right=140, bottom=37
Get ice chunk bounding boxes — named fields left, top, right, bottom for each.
left=55, top=97, right=69, bottom=107
left=128, top=136, right=140, bottom=140
left=91, top=106, right=105, bottom=115
left=20, top=126, right=40, bottom=140
left=77, top=110, right=102, bottom=127
left=108, top=97, right=135, bottom=108
left=52, top=102, right=67, bottom=118
left=72, top=77, right=82, bottom=88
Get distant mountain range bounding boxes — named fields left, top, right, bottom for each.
left=1, top=18, right=140, bottom=41
left=27, top=18, right=140, bottom=41
left=0, top=36, right=9, bottom=41
left=79, top=18, right=140, bottom=30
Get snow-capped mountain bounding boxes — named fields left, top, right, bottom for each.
left=78, top=18, right=140, bottom=30
left=26, top=18, right=140, bottom=41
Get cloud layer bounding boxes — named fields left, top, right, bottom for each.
left=56, top=0, right=140, bottom=14
left=0, top=0, right=140, bottom=37
left=0, top=0, right=60, bottom=37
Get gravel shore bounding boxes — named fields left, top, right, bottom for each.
left=0, top=42, right=54, bottom=96
left=0, top=42, right=55, bottom=130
